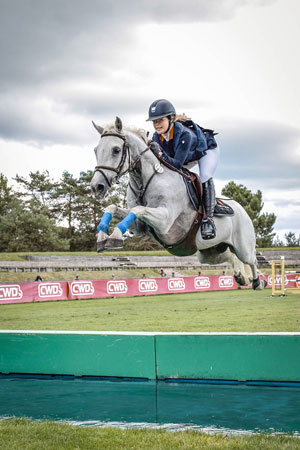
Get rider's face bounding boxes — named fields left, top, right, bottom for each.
left=153, top=117, right=169, bottom=135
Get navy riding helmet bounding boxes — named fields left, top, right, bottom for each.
left=146, top=99, right=176, bottom=121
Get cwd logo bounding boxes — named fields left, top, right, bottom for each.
left=107, top=280, right=128, bottom=294
left=138, top=279, right=158, bottom=293
left=38, top=282, right=63, bottom=298
left=267, top=275, right=288, bottom=286
left=168, top=278, right=185, bottom=291
left=194, top=276, right=210, bottom=290
left=219, top=276, right=234, bottom=288
left=0, top=284, right=23, bottom=300
left=71, top=281, right=94, bottom=296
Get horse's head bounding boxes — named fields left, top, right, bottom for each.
left=91, top=117, right=130, bottom=198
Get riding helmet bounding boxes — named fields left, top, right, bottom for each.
left=146, top=99, right=176, bottom=121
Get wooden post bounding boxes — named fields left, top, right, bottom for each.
left=271, top=259, right=285, bottom=297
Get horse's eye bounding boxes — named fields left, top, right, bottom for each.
left=112, top=146, right=121, bottom=155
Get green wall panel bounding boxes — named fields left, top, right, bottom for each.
left=1, top=332, right=299, bottom=382
left=0, top=332, right=156, bottom=379
left=155, top=335, right=300, bottom=381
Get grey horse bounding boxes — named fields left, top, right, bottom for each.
left=91, top=117, right=265, bottom=290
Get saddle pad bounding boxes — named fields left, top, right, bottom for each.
left=214, top=198, right=234, bottom=216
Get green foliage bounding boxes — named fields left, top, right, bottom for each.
left=284, top=232, right=300, bottom=247
left=221, top=181, right=276, bottom=247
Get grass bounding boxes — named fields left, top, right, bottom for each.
left=0, top=267, right=232, bottom=283
left=0, top=250, right=171, bottom=261
left=0, top=289, right=299, bottom=332
left=1, top=418, right=300, bottom=450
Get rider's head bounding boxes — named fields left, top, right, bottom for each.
left=146, top=99, right=176, bottom=135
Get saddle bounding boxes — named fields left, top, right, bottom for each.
left=148, top=156, right=234, bottom=256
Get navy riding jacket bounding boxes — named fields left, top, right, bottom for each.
left=152, top=121, right=208, bottom=170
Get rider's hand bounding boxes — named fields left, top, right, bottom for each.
left=150, top=141, right=162, bottom=158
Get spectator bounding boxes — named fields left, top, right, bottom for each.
left=160, top=269, right=166, bottom=278
left=35, top=275, right=42, bottom=282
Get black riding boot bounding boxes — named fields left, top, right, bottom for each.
left=201, top=178, right=216, bottom=240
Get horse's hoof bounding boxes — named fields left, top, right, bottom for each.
left=234, top=273, right=246, bottom=286
left=104, top=238, right=124, bottom=250
left=97, top=240, right=107, bottom=252
left=252, top=277, right=265, bottom=290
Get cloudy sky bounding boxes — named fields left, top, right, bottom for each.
left=1, top=0, right=299, bottom=240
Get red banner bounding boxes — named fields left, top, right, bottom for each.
left=0, top=274, right=298, bottom=305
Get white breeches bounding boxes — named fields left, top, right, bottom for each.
left=184, top=145, right=220, bottom=183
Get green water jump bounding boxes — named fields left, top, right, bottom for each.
left=1, top=331, right=300, bottom=382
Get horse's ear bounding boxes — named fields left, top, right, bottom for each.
left=92, top=121, right=104, bottom=135
left=115, top=116, right=123, bottom=133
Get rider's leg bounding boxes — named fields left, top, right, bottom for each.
left=201, top=178, right=216, bottom=239
left=198, top=146, right=220, bottom=240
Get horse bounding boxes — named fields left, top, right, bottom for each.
left=90, top=117, right=265, bottom=290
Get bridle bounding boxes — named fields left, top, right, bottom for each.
left=94, top=132, right=131, bottom=187
left=94, top=131, right=153, bottom=195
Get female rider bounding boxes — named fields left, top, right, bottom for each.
left=147, top=98, right=220, bottom=240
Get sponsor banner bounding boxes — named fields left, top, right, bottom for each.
left=0, top=284, right=23, bottom=301
left=38, top=282, right=64, bottom=299
left=138, top=278, right=158, bottom=293
left=168, top=277, right=186, bottom=291
left=0, top=274, right=275, bottom=305
left=218, top=275, right=234, bottom=289
left=266, top=274, right=296, bottom=289
left=107, top=280, right=128, bottom=295
left=194, top=276, right=211, bottom=290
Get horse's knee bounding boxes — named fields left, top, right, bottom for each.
left=131, top=205, right=146, bottom=218
left=104, top=204, right=117, bottom=215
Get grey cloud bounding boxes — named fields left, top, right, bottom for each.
left=216, top=119, right=300, bottom=189
left=0, top=0, right=275, bottom=89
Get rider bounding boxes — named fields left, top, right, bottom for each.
left=147, top=98, right=220, bottom=240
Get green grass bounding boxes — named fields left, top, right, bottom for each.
left=0, top=289, right=299, bottom=332
left=0, top=267, right=232, bottom=283
left=0, top=250, right=171, bottom=261
left=1, top=418, right=300, bottom=450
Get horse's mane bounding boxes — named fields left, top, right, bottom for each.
left=104, top=124, right=149, bottom=144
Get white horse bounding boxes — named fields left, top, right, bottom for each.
left=91, top=117, right=265, bottom=290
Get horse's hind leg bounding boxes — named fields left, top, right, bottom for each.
left=232, top=244, right=265, bottom=290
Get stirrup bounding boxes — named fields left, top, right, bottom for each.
left=201, top=217, right=216, bottom=240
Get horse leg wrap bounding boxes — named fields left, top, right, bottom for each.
left=97, top=212, right=112, bottom=234
left=116, top=212, right=137, bottom=234
left=252, top=277, right=261, bottom=290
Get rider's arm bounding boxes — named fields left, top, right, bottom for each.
left=161, top=129, right=195, bottom=169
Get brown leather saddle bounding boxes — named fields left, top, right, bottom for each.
left=148, top=157, right=233, bottom=256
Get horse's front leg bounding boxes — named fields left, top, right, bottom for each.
left=97, top=204, right=129, bottom=252
left=105, top=205, right=170, bottom=250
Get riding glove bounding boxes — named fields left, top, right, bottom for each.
left=150, top=141, right=162, bottom=158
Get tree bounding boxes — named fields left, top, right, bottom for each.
left=221, top=181, right=276, bottom=247
left=0, top=198, right=68, bottom=252
left=284, top=232, right=300, bottom=247
left=13, top=171, right=57, bottom=220
left=0, top=174, right=15, bottom=216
